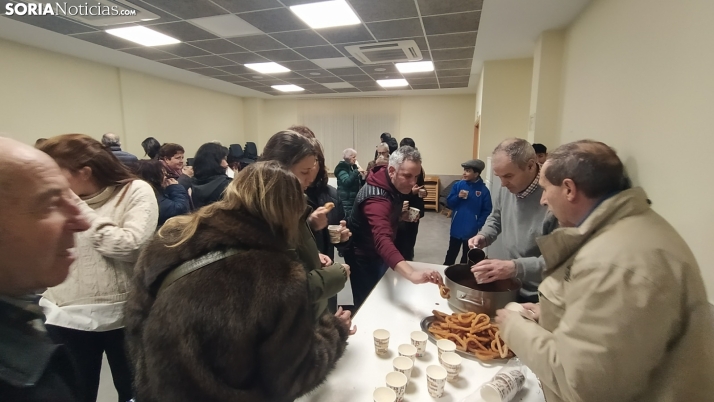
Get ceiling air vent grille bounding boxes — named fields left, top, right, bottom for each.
left=345, top=40, right=423, bottom=64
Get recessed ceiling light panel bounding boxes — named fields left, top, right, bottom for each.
left=189, top=14, right=263, bottom=38
left=290, top=0, right=360, bottom=29
left=322, top=82, right=354, bottom=89
left=244, top=62, right=290, bottom=74
left=395, top=61, right=434, bottom=73
left=106, top=26, right=180, bottom=47
left=272, top=85, right=305, bottom=92
left=377, top=79, right=409, bottom=88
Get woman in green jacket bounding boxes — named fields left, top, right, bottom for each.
left=334, top=148, right=364, bottom=218
left=260, top=131, right=354, bottom=330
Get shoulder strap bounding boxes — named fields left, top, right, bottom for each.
left=157, top=248, right=241, bottom=295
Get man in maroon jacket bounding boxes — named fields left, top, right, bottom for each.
left=345, top=146, right=443, bottom=312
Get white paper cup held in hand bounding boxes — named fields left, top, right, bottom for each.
left=440, top=351, right=462, bottom=382
left=327, top=225, right=342, bottom=244
left=397, top=343, right=417, bottom=362
left=373, top=387, right=397, bottom=402
left=410, top=330, right=428, bottom=357
left=386, top=371, right=408, bottom=402
left=392, top=356, right=414, bottom=381
left=407, top=207, right=420, bottom=222
left=436, top=339, right=456, bottom=362
left=426, top=365, right=448, bottom=398
left=373, top=329, right=390, bottom=355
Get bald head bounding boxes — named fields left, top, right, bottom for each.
left=0, top=137, right=61, bottom=206
left=0, top=137, right=91, bottom=295
left=101, top=132, right=120, bottom=147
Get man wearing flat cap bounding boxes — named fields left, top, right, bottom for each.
left=443, top=159, right=492, bottom=265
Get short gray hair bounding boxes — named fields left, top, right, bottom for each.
left=389, top=145, right=421, bottom=169
left=342, top=148, right=357, bottom=161
left=101, top=132, right=120, bottom=147
left=493, top=138, right=536, bottom=169
left=376, top=142, right=389, bottom=152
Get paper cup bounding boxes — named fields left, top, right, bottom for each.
left=398, top=343, right=417, bottom=362
left=440, top=351, right=462, bottom=382
left=426, top=365, right=448, bottom=398
left=373, top=387, right=397, bottom=402
left=373, top=329, right=390, bottom=355
left=408, top=207, right=420, bottom=222
left=418, top=188, right=427, bottom=198
left=410, top=330, right=428, bottom=357
left=327, top=225, right=342, bottom=244
left=393, top=356, right=414, bottom=381
left=436, top=339, right=456, bottom=362
left=386, top=371, right=408, bottom=402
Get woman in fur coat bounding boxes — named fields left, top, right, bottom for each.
left=125, top=161, right=350, bottom=402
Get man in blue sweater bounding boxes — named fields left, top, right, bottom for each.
left=443, top=159, right=492, bottom=265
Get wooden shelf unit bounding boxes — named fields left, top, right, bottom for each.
left=423, top=175, right=440, bottom=211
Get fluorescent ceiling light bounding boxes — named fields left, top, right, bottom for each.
left=290, top=0, right=360, bottom=29
left=272, top=85, right=305, bottom=92
left=189, top=14, right=263, bottom=38
left=244, top=62, right=290, bottom=74
left=396, top=61, right=434, bottom=73
left=322, top=82, right=354, bottom=89
left=311, top=57, right=357, bottom=69
left=106, top=26, right=180, bottom=47
left=377, top=79, right=409, bottom=88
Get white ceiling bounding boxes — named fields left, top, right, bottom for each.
left=0, top=0, right=592, bottom=99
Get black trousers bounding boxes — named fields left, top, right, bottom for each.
left=395, top=221, right=420, bottom=261
left=344, top=251, right=386, bottom=314
left=46, top=326, right=133, bottom=402
left=444, top=236, right=470, bottom=266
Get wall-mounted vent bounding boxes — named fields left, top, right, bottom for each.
left=345, top=40, right=423, bottom=64
left=26, top=0, right=160, bottom=26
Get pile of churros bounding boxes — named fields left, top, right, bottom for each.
left=427, top=310, right=514, bottom=361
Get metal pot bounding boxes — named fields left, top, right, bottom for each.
left=444, top=263, right=521, bottom=317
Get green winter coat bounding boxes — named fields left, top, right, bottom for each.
left=334, top=161, right=361, bottom=217
left=296, top=206, right=348, bottom=320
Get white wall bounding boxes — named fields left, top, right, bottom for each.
left=118, top=69, right=244, bottom=158
left=255, top=95, right=476, bottom=175
left=559, top=0, right=714, bottom=301
left=0, top=38, right=245, bottom=158
left=479, top=58, right=533, bottom=159
left=0, top=38, right=124, bottom=142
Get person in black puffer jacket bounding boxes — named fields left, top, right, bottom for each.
left=191, top=143, right=232, bottom=209
left=394, top=138, right=426, bottom=261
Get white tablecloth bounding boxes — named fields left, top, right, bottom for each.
left=298, top=262, right=546, bottom=402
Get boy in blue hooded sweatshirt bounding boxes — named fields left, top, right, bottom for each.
left=444, top=159, right=492, bottom=265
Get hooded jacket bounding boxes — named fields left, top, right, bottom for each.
left=348, top=165, right=405, bottom=268
left=191, top=175, right=232, bottom=209
left=500, top=187, right=714, bottom=402
left=125, top=209, right=349, bottom=402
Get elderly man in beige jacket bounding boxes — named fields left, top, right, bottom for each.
left=496, top=140, right=714, bottom=402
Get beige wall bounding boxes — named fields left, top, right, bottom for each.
left=529, top=30, right=565, bottom=148
left=559, top=0, right=714, bottom=301
left=479, top=58, right=533, bottom=159
left=0, top=38, right=245, bottom=158
left=400, top=95, right=476, bottom=175
left=0, top=38, right=124, bottom=143
left=255, top=95, right=476, bottom=175
left=118, top=69, right=244, bottom=158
